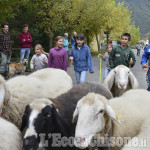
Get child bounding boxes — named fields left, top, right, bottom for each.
left=109, top=33, right=136, bottom=69
left=69, top=33, right=94, bottom=84
left=101, top=44, right=113, bottom=79
left=48, top=36, right=68, bottom=71
left=30, top=44, right=48, bottom=71
left=141, top=44, right=150, bottom=91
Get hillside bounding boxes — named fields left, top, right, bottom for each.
left=116, top=0, right=150, bottom=37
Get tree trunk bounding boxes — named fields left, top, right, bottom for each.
left=96, top=34, right=100, bottom=52
left=49, top=35, right=53, bottom=49
left=87, top=36, right=90, bottom=47
left=106, top=32, right=109, bottom=44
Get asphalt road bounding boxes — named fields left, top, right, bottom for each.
left=67, top=49, right=147, bottom=90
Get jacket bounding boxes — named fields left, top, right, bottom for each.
left=70, top=44, right=94, bottom=72
left=63, top=37, right=69, bottom=51
left=0, top=31, right=12, bottom=53
left=19, top=32, right=32, bottom=48
left=141, top=44, right=150, bottom=66
left=48, top=47, right=68, bottom=71
left=109, top=44, right=136, bottom=69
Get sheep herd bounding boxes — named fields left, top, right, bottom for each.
left=0, top=65, right=149, bottom=150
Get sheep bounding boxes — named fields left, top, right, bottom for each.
left=0, top=68, right=72, bottom=128
left=103, top=65, right=139, bottom=97
left=21, top=82, right=112, bottom=150
left=121, top=118, right=150, bottom=150
left=0, top=117, right=22, bottom=150
left=73, top=89, right=150, bottom=150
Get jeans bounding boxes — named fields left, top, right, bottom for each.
left=75, top=71, right=87, bottom=84
left=20, top=48, right=30, bottom=66
left=0, top=52, right=11, bottom=75
left=104, top=68, right=110, bottom=79
left=147, top=68, right=150, bottom=91
left=137, top=49, right=140, bottom=56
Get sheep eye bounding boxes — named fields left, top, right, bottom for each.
left=99, top=109, right=104, bottom=113
left=114, top=71, right=116, bottom=73
left=128, top=71, right=130, bottom=73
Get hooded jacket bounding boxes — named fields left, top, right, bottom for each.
left=48, top=47, right=68, bottom=71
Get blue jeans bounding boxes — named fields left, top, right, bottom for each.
left=147, top=68, right=150, bottom=91
left=137, top=49, right=140, bottom=56
left=75, top=71, right=87, bottom=84
left=0, top=52, right=11, bottom=75
left=20, top=48, right=30, bottom=66
left=104, top=68, right=110, bottom=79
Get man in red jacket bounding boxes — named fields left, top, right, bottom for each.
left=19, top=24, right=32, bottom=69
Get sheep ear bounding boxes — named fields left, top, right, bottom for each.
left=72, top=107, right=78, bottom=123
left=21, top=105, right=30, bottom=131
left=106, top=105, right=121, bottom=124
left=52, top=106, right=69, bottom=137
left=103, top=69, right=115, bottom=90
left=129, top=72, right=139, bottom=89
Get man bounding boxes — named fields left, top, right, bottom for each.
left=136, top=42, right=143, bottom=56
left=0, top=23, right=12, bottom=76
left=71, top=31, right=77, bottom=48
left=19, top=24, right=32, bottom=69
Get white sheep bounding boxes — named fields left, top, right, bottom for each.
left=122, top=118, right=150, bottom=150
left=103, top=65, right=139, bottom=97
left=0, top=117, right=22, bottom=150
left=73, top=89, right=150, bottom=150
left=0, top=68, right=72, bottom=128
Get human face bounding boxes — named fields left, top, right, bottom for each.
left=3, top=25, right=9, bottom=33
left=107, top=46, right=112, bottom=53
left=121, top=36, right=129, bottom=48
left=23, top=27, right=28, bottom=33
left=73, top=32, right=77, bottom=37
left=35, top=47, right=42, bottom=56
left=56, top=38, right=64, bottom=48
left=76, top=39, right=84, bottom=48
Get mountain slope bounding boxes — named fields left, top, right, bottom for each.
left=116, top=0, right=150, bottom=37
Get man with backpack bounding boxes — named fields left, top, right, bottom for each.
left=136, top=42, right=142, bottom=56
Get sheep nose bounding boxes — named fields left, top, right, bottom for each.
left=76, top=137, right=86, bottom=144
left=119, top=84, right=125, bottom=89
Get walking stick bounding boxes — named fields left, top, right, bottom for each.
left=70, top=59, right=73, bottom=79
left=129, top=58, right=133, bottom=69
left=98, top=54, right=102, bottom=83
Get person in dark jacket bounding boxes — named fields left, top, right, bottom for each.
left=70, top=33, right=94, bottom=84
left=19, top=24, right=32, bottom=68
left=0, top=23, right=12, bottom=76
left=71, top=31, right=77, bottom=48
left=109, top=33, right=136, bottom=69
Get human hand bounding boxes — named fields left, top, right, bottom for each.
left=142, top=64, right=149, bottom=68
left=43, top=59, right=46, bottom=64
left=30, top=68, right=34, bottom=71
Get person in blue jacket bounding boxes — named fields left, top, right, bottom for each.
left=141, top=44, right=150, bottom=91
left=69, top=33, right=94, bottom=84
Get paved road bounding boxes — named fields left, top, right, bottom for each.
left=67, top=49, right=147, bottom=89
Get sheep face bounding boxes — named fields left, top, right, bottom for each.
left=73, top=93, right=120, bottom=149
left=21, top=98, right=68, bottom=150
left=113, top=66, right=130, bottom=90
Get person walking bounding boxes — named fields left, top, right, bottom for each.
left=71, top=31, right=77, bottom=48
left=136, top=42, right=142, bottom=56
left=30, top=44, right=48, bottom=72
left=70, top=33, right=94, bottom=84
left=141, top=44, right=150, bottom=91
left=48, top=36, right=68, bottom=71
left=109, top=33, right=136, bottom=69
left=0, top=23, right=12, bottom=76
left=19, top=24, right=32, bottom=69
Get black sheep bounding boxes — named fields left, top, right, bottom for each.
left=21, top=82, right=112, bottom=150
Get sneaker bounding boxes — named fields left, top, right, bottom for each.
left=25, top=69, right=31, bottom=72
